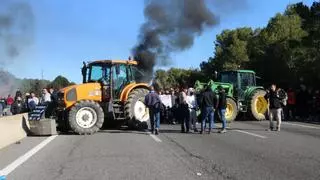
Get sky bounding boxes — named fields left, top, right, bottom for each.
left=3, top=0, right=316, bottom=83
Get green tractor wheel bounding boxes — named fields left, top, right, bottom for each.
left=225, top=97, right=238, bottom=122
left=248, top=89, right=268, bottom=121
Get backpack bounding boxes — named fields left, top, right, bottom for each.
left=278, top=89, right=288, bottom=106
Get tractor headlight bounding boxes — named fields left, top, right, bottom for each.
left=66, top=88, right=77, bottom=102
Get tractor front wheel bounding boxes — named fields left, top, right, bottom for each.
left=225, top=97, right=238, bottom=122
left=69, top=100, right=104, bottom=135
left=249, top=90, right=268, bottom=121
left=125, top=88, right=150, bottom=130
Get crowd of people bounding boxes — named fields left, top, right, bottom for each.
left=145, top=85, right=229, bottom=135
left=0, top=88, right=58, bottom=116
left=284, top=84, right=320, bottom=122
left=144, top=82, right=320, bottom=135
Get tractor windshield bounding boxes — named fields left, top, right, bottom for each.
left=220, top=72, right=237, bottom=87
left=239, top=72, right=255, bottom=89
left=88, top=65, right=110, bottom=83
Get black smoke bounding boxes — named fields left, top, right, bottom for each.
left=0, top=0, right=34, bottom=96
left=132, top=0, right=219, bottom=80
left=0, top=0, right=34, bottom=67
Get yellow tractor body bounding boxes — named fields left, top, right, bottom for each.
left=54, top=59, right=151, bottom=134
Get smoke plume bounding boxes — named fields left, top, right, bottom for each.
left=0, top=0, right=34, bottom=67
left=0, top=0, right=34, bottom=96
left=132, top=0, right=219, bottom=80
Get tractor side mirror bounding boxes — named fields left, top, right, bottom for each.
left=115, top=65, right=120, bottom=75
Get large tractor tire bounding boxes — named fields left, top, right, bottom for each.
left=69, top=100, right=104, bottom=135
left=125, top=88, right=150, bottom=130
left=248, top=89, right=268, bottom=121
left=225, top=97, right=238, bottom=122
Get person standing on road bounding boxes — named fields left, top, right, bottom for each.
left=179, top=86, right=190, bottom=133
left=200, top=85, right=218, bottom=134
left=144, top=86, right=162, bottom=135
left=217, top=85, right=227, bottom=133
left=265, top=84, right=283, bottom=131
left=187, top=88, right=198, bottom=132
left=286, top=87, right=296, bottom=120
left=0, top=99, right=3, bottom=117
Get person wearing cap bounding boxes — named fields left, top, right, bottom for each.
left=217, top=85, right=227, bottom=133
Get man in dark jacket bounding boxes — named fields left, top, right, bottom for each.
left=265, top=84, right=283, bottom=131
left=144, top=86, right=162, bottom=135
left=217, top=86, right=227, bottom=133
left=200, top=85, right=218, bottom=134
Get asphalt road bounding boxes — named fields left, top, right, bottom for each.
left=1, top=120, right=320, bottom=180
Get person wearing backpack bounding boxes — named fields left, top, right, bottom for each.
left=144, top=86, right=162, bottom=135
left=265, top=84, right=283, bottom=131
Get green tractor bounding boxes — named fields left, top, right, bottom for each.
left=194, top=70, right=268, bottom=122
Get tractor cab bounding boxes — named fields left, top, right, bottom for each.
left=81, top=60, right=145, bottom=100
left=218, top=70, right=256, bottom=101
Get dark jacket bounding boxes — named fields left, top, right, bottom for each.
left=11, top=101, right=25, bottom=115
left=265, top=90, right=282, bottom=109
left=144, top=91, right=161, bottom=110
left=218, top=90, right=227, bottom=109
left=200, top=89, right=218, bottom=109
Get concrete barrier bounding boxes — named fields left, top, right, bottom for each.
left=0, top=113, right=30, bottom=150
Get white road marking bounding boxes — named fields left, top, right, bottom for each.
left=283, top=122, right=320, bottom=130
left=149, top=134, right=162, bottom=142
left=144, top=130, right=162, bottom=142
left=234, top=130, right=267, bottom=139
left=0, top=135, right=58, bottom=176
left=215, top=124, right=267, bottom=139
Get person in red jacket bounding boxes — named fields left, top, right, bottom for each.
left=287, top=88, right=296, bottom=120
left=6, top=94, right=14, bottom=106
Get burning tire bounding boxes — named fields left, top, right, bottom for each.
left=249, top=89, right=268, bottom=121
left=125, top=88, right=150, bottom=130
left=69, top=100, right=104, bottom=135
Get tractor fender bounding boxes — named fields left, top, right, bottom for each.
left=120, top=83, right=150, bottom=102
left=244, top=86, right=265, bottom=102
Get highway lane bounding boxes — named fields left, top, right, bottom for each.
left=0, top=121, right=319, bottom=180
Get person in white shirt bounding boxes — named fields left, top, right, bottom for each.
left=187, top=88, right=198, bottom=132
left=30, top=92, right=39, bottom=105
left=41, top=89, right=51, bottom=104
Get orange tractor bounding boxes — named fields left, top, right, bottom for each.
left=54, top=59, right=151, bottom=134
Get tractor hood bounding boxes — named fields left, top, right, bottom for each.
left=59, top=83, right=102, bottom=108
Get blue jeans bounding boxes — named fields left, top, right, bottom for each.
left=150, top=109, right=160, bottom=130
left=201, top=107, right=214, bottom=131
left=219, top=109, right=227, bottom=129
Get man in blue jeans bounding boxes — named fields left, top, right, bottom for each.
left=200, top=85, right=218, bottom=134
left=217, top=85, right=227, bottom=133
left=144, top=86, right=162, bottom=135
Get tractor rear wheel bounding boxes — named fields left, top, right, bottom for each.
left=69, top=100, right=104, bottom=135
left=249, top=90, right=268, bottom=121
left=225, top=97, right=238, bottom=122
left=125, top=88, right=150, bottom=130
